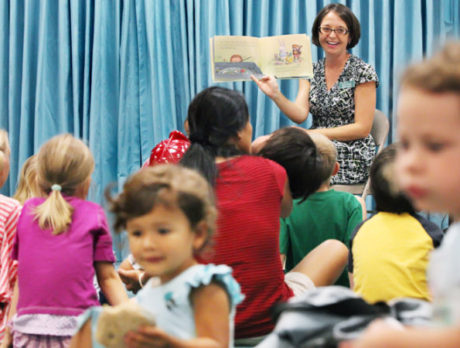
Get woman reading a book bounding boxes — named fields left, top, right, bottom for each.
left=252, top=3, right=378, bottom=185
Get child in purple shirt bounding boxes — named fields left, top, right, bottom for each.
left=2, top=134, right=128, bottom=347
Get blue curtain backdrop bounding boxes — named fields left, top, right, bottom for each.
left=1, top=0, right=459, bottom=258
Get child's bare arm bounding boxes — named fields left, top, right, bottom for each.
left=1, top=281, right=19, bottom=348
left=95, top=261, right=129, bottom=305
left=190, top=282, right=230, bottom=347
left=344, top=320, right=460, bottom=348
left=69, top=320, right=93, bottom=348
left=124, top=282, right=231, bottom=348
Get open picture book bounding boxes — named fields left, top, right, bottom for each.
left=210, top=33, right=313, bottom=82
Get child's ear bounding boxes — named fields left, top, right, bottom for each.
left=332, top=162, right=340, bottom=176
left=192, top=221, right=208, bottom=252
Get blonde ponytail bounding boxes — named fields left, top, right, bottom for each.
left=34, top=134, right=94, bottom=235
left=35, top=188, right=74, bottom=235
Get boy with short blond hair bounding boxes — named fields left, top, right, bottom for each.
left=280, top=132, right=363, bottom=286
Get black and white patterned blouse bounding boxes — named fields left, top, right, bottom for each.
left=308, top=55, right=379, bottom=185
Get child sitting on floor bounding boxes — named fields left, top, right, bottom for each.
left=180, top=87, right=348, bottom=343
left=348, top=143, right=443, bottom=303
left=2, top=134, right=128, bottom=348
left=0, top=130, right=22, bottom=343
left=70, top=164, right=243, bottom=348
left=261, top=130, right=363, bottom=287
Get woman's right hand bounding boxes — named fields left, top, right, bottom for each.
left=251, top=75, right=280, bottom=100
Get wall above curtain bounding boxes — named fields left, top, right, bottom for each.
left=0, top=0, right=459, bottom=227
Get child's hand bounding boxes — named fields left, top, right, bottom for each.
left=251, top=134, right=272, bottom=154
left=117, top=268, right=143, bottom=293
left=124, top=325, right=178, bottom=348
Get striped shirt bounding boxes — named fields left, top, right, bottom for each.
left=0, top=195, right=21, bottom=341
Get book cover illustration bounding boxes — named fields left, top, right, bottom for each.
left=210, top=34, right=312, bottom=82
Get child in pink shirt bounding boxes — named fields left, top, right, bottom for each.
left=2, top=134, right=128, bottom=347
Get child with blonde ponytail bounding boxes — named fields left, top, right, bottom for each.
left=2, top=134, right=128, bottom=348
left=0, top=130, right=22, bottom=343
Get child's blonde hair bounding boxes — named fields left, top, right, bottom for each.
left=35, top=134, right=94, bottom=235
left=14, top=155, right=41, bottom=204
left=309, top=133, right=338, bottom=184
left=401, top=42, right=460, bottom=93
left=0, top=129, right=10, bottom=175
left=107, top=164, right=217, bottom=256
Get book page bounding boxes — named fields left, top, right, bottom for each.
left=211, top=36, right=263, bottom=82
left=259, top=34, right=313, bottom=79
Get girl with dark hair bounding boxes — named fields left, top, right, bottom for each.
left=181, top=86, right=348, bottom=342
left=252, top=3, right=379, bottom=186
left=181, top=86, right=252, bottom=185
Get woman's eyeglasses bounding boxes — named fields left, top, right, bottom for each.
left=319, top=27, right=349, bottom=36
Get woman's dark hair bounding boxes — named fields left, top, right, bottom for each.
left=370, top=143, right=415, bottom=214
left=180, top=87, right=250, bottom=184
left=311, top=3, right=361, bottom=49
left=258, top=127, right=323, bottom=201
